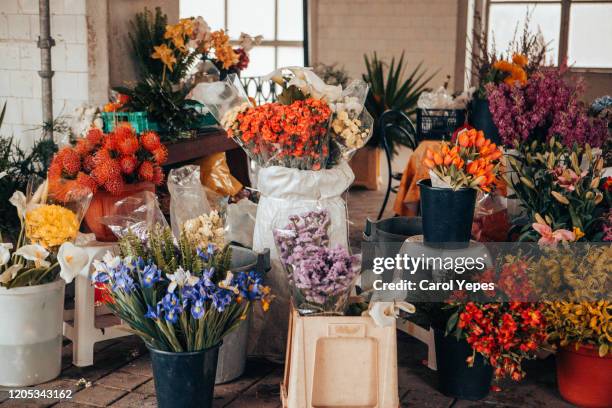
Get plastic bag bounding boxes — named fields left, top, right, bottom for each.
left=167, top=165, right=211, bottom=238
left=190, top=74, right=251, bottom=127
left=197, top=152, right=243, bottom=196
left=272, top=208, right=359, bottom=316
left=328, top=79, right=374, bottom=164
left=472, top=191, right=510, bottom=242
left=225, top=198, right=257, bottom=248
left=100, top=191, right=169, bottom=241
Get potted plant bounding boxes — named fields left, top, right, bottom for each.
left=359, top=52, right=435, bottom=189
left=469, top=12, right=548, bottom=145
left=0, top=180, right=90, bottom=386
left=526, top=244, right=611, bottom=408
left=420, top=128, right=502, bottom=246
left=92, top=226, right=272, bottom=408
left=48, top=126, right=167, bottom=242
left=505, top=137, right=608, bottom=242
left=112, top=8, right=261, bottom=141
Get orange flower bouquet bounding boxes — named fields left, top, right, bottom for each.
left=48, top=125, right=167, bottom=198
left=423, top=128, right=503, bottom=192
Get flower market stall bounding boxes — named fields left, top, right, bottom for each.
left=0, top=4, right=611, bottom=408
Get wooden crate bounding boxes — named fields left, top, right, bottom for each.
left=281, top=306, right=399, bottom=408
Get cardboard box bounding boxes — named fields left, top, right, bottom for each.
left=281, top=306, right=399, bottom=407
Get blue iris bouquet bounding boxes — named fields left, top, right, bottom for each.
left=92, top=226, right=272, bottom=352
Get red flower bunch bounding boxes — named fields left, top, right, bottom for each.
left=227, top=98, right=332, bottom=170
left=49, top=125, right=167, bottom=199
left=424, top=128, right=503, bottom=192
left=457, top=302, right=547, bottom=380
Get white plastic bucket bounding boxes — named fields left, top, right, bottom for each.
left=0, top=279, right=65, bottom=386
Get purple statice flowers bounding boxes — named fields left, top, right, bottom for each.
left=486, top=66, right=608, bottom=148
left=274, top=209, right=358, bottom=313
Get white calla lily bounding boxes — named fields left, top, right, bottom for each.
left=368, top=302, right=398, bottom=328
left=9, top=190, right=27, bottom=219
left=0, top=243, right=13, bottom=267
left=58, top=242, right=89, bottom=284
left=15, top=244, right=50, bottom=268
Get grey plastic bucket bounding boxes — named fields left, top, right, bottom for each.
left=215, top=245, right=270, bottom=384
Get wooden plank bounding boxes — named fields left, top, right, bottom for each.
left=164, top=129, right=239, bottom=166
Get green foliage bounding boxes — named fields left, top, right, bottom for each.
left=0, top=106, right=58, bottom=240
left=362, top=52, right=436, bottom=154
left=506, top=137, right=607, bottom=241
left=129, top=7, right=167, bottom=80
left=114, top=78, right=203, bottom=140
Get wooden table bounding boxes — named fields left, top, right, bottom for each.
left=163, top=128, right=250, bottom=187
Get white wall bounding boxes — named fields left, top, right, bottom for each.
left=0, top=0, right=90, bottom=148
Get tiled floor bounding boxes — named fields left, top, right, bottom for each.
left=0, top=188, right=575, bottom=408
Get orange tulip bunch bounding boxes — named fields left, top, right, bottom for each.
left=424, top=128, right=502, bottom=192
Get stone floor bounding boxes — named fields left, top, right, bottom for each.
left=0, top=188, right=575, bottom=407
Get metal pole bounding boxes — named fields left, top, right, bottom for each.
left=38, top=0, right=55, bottom=140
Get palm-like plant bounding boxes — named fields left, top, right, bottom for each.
left=363, top=52, right=437, bottom=155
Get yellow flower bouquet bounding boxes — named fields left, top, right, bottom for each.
left=0, top=177, right=92, bottom=288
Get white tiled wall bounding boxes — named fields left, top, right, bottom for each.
left=313, top=0, right=459, bottom=91
left=0, top=0, right=89, bottom=148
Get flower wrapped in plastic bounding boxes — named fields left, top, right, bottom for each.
left=0, top=177, right=91, bottom=288
left=193, top=67, right=373, bottom=170
left=273, top=209, right=359, bottom=315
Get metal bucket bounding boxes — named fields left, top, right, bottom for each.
left=362, top=217, right=423, bottom=293
left=215, top=245, right=270, bottom=384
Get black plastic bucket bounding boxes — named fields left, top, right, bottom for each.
left=363, top=216, right=423, bottom=243
left=434, top=329, right=493, bottom=400
left=418, top=179, right=476, bottom=248
left=148, top=343, right=221, bottom=408
left=470, top=98, right=500, bottom=145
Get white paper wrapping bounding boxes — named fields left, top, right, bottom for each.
left=249, top=161, right=355, bottom=359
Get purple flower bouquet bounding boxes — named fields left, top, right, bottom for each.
left=273, top=209, right=359, bottom=315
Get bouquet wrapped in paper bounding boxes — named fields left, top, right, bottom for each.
left=192, top=67, right=374, bottom=170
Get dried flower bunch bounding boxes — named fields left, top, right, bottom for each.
left=506, top=137, right=608, bottom=242
left=183, top=210, right=225, bottom=249
left=94, top=226, right=272, bottom=352
left=48, top=126, right=167, bottom=197
left=423, top=128, right=502, bottom=191
left=274, top=209, right=358, bottom=315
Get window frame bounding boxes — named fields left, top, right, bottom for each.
left=485, top=0, right=612, bottom=71
left=215, top=0, right=308, bottom=71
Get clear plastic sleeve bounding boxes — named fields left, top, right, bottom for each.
left=224, top=198, right=257, bottom=248
left=24, top=176, right=92, bottom=248
left=328, top=79, right=374, bottom=164
left=167, top=165, right=212, bottom=238
left=99, top=190, right=169, bottom=241
left=272, top=208, right=359, bottom=316
left=472, top=191, right=510, bottom=242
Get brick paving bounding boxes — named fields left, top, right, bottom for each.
left=0, top=188, right=575, bottom=407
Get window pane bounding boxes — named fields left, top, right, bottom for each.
left=180, top=0, right=225, bottom=30
left=278, top=0, right=303, bottom=41
left=241, top=46, right=275, bottom=77
left=277, top=46, right=304, bottom=68
left=568, top=3, right=612, bottom=68
left=228, top=0, right=274, bottom=40
left=488, top=3, right=560, bottom=63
